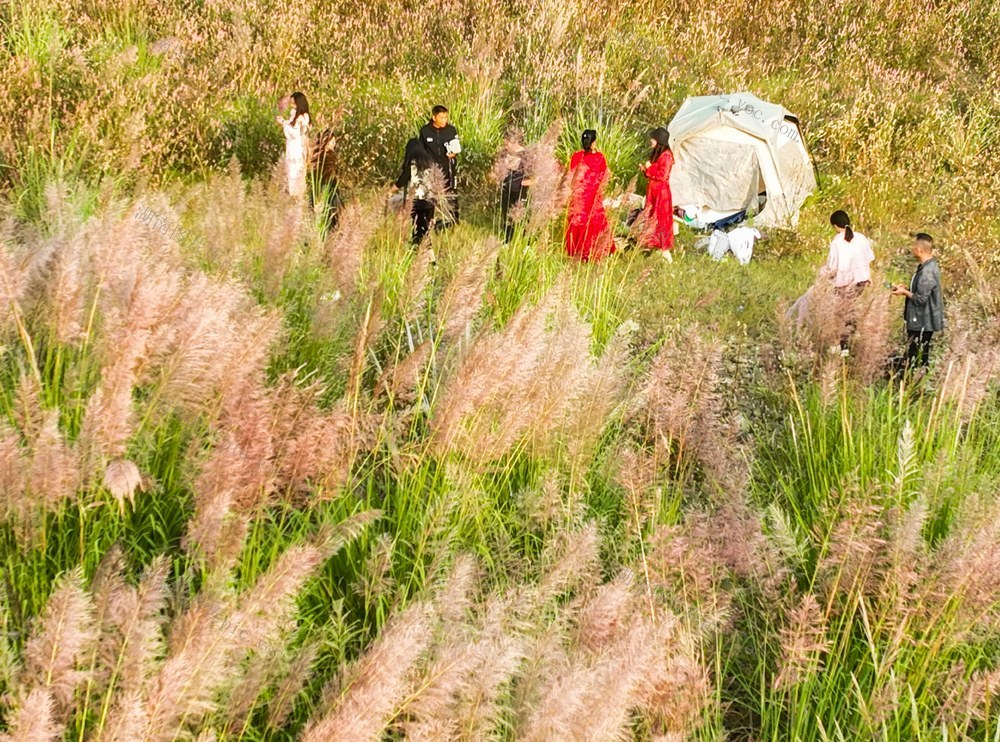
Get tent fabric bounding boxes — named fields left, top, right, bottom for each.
left=667, top=92, right=816, bottom=228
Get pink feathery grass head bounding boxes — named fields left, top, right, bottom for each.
left=102, top=458, right=146, bottom=513
left=303, top=602, right=435, bottom=742
left=438, top=237, right=501, bottom=341
left=24, top=412, right=82, bottom=531
left=21, top=569, right=98, bottom=719
left=0, top=687, right=62, bottom=741
left=524, top=119, right=567, bottom=234
left=324, top=197, right=382, bottom=298
left=773, top=593, right=830, bottom=690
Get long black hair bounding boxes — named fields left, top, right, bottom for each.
left=404, top=137, right=433, bottom=171
left=290, top=92, right=310, bottom=125
left=650, top=127, right=671, bottom=162
left=581, top=129, right=597, bottom=152
left=830, top=210, right=854, bottom=242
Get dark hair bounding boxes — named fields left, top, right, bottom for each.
left=650, top=127, right=671, bottom=162
left=290, top=92, right=309, bottom=125
left=581, top=129, right=597, bottom=152
left=404, top=137, right=433, bottom=171
left=431, top=105, right=449, bottom=117
left=913, top=232, right=934, bottom=250
left=830, top=210, right=854, bottom=242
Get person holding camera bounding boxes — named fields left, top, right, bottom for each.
left=419, top=105, right=461, bottom=226
left=891, top=233, right=944, bottom=369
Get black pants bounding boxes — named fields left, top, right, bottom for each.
left=905, top=330, right=933, bottom=368
left=501, top=200, right=525, bottom=243
left=411, top=201, right=435, bottom=245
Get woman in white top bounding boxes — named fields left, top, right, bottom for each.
left=824, top=210, right=874, bottom=292
left=822, top=210, right=875, bottom=350
left=275, top=91, right=310, bottom=198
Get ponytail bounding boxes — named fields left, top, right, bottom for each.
left=830, top=210, right=854, bottom=242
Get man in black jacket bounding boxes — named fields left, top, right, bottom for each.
left=418, top=105, right=460, bottom=226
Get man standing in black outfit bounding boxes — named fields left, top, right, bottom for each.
left=419, top=105, right=460, bottom=227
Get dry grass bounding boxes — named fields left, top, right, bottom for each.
left=0, top=2, right=999, bottom=738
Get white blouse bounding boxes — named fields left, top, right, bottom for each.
left=825, top=231, right=874, bottom=287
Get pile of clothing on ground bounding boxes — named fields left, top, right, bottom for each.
left=705, top=226, right=762, bottom=266
left=674, top=204, right=747, bottom=231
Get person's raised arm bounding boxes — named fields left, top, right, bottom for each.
left=645, top=153, right=667, bottom=180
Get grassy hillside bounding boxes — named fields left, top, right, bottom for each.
left=2, top=0, right=1000, bottom=739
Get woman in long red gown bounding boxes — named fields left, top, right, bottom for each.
left=565, top=129, right=615, bottom=262
left=639, top=127, right=674, bottom=259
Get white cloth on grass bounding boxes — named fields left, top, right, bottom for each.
left=727, top=227, right=761, bottom=265
left=708, top=227, right=761, bottom=265
left=708, top=230, right=730, bottom=260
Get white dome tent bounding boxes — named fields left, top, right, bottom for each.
left=667, top=92, right=817, bottom=228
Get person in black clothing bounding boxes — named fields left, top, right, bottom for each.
left=418, top=105, right=460, bottom=227
left=498, top=143, right=533, bottom=242
left=394, top=138, right=439, bottom=245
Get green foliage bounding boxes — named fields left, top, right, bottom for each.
left=1, top=0, right=1000, bottom=738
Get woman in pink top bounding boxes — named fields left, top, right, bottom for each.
left=824, top=210, right=874, bottom=294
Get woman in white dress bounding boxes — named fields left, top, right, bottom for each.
left=275, top=92, right=310, bottom=198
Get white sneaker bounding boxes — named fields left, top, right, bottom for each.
left=661, top=250, right=674, bottom=262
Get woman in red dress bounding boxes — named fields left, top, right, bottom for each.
left=565, top=129, right=615, bottom=262
left=639, top=127, right=674, bottom=260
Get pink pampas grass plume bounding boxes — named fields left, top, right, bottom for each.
left=265, top=642, right=320, bottom=731
left=524, top=119, right=567, bottom=234
left=102, top=459, right=146, bottom=513
left=25, top=411, right=81, bottom=511
left=93, top=688, right=148, bottom=742
left=773, top=593, right=830, bottom=690
left=325, top=198, right=382, bottom=297
left=0, top=422, right=25, bottom=511
left=439, top=237, right=501, bottom=341
left=20, top=569, right=98, bottom=719
left=0, top=687, right=62, bottom=741
left=373, top=340, right=431, bottom=404
left=573, top=570, right=635, bottom=652
left=303, top=602, right=435, bottom=742
left=104, top=556, right=170, bottom=694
